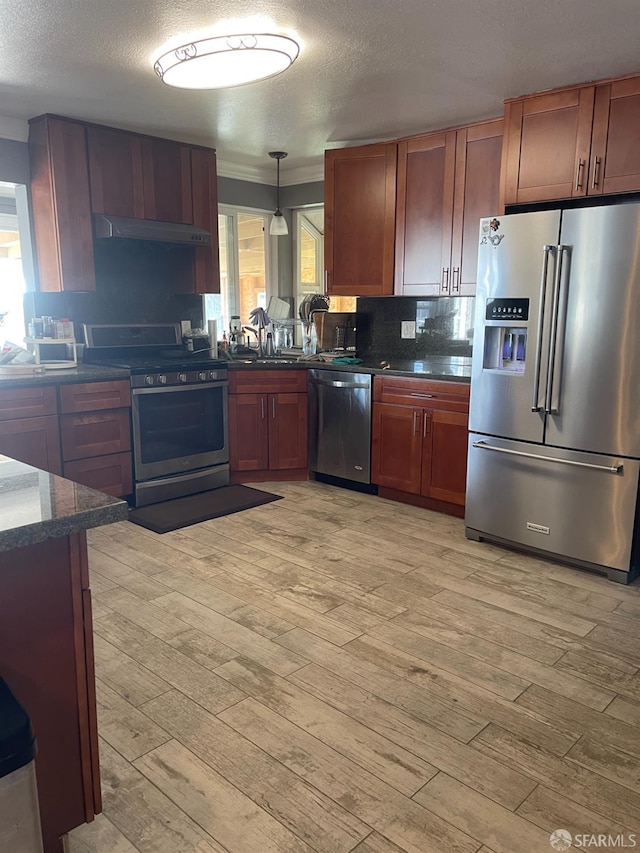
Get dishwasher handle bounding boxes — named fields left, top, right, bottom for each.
left=311, top=377, right=371, bottom=390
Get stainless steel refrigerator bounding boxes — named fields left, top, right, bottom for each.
left=466, top=203, right=640, bottom=583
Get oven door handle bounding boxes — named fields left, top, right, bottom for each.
left=132, top=381, right=228, bottom=396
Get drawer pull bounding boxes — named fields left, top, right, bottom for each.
left=410, top=392, right=435, bottom=398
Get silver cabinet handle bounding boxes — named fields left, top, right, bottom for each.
left=324, top=270, right=329, bottom=292
left=260, top=396, right=265, bottom=419
left=575, top=158, right=585, bottom=191
left=452, top=267, right=460, bottom=293
left=545, top=245, right=569, bottom=414
left=410, top=392, right=435, bottom=399
left=472, top=441, right=623, bottom=474
left=531, top=245, right=554, bottom=412
left=412, top=410, right=418, bottom=435
left=591, top=155, right=601, bottom=189
left=272, top=397, right=276, bottom=419
left=441, top=267, right=450, bottom=293
left=423, top=411, right=429, bottom=438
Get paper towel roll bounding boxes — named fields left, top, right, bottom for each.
left=207, top=319, right=218, bottom=358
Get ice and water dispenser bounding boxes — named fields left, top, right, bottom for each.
left=482, top=298, right=529, bottom=373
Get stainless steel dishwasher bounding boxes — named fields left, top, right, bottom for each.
left=308, top=369, right=372, bottom=484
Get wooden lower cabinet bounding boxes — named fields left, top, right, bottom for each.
left=228, top=370, right=308, bottom=482
left=58, top=381, right=133, bottom=497
left=372, top=376, right=469, bottom=514
left=0, top=413, right=62, bottom=474
left=63, top=452, right=133, bottom=498
left=0, top=533, right=99, bottom=853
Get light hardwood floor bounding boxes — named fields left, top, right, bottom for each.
left=68, top=481, right=640, bottom=853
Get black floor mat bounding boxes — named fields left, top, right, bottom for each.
left=129, top=485, right=282, bottom=534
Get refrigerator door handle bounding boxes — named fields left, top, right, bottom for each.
left=545, top=244, right=570, bottom=414
left=531, top=245, right=555, bottom=412
left=472, top=441, right=623, bottom=474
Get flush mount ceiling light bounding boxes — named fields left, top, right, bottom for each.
left=269, top=151, right=288, bottom=236
left=154, top=33, right=299, bottom=89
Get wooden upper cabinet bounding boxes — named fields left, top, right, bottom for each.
left=87, top=126, right=144, bottom=218
left=395, top=119, right=502, bottom=297
left=395, top=132, right=456, bottom=296
left=591, top=77, right=640, bottom=196
left=502, top=88, right=595, bottom=205
left=502, top=74, right=640, bottom=206
left=190, top=147, right=221, bottom=293
left=324, top=143, right=397, bottom=296
left=141, top=137, right=193, bottom=224
left=452, top=120, right=503, bottom=295
left=28, top=116, right=95, bottom=292
left=88, top=127, right=196, bottom=225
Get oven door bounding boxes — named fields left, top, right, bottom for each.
left=131, top=381, right=228, bottom=482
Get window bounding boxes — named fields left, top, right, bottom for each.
left=205, top=206, right=276, bottom=339
left=295, top=207, right=323, bottom=318
left=294, top=206, right=355, bottom=318
left=0, top=183, right=28, bottom=347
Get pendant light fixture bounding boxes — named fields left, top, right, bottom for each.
left=269, top=151, right=288, bottom=236
left=154, top=33, right=300, bottom=89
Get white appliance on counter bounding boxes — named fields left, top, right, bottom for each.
left=466, top=203, right=640, bottom=584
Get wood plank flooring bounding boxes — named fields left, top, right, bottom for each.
left=68, top=481, right=640, bottom=853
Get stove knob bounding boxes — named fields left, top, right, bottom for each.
left=209, top=370, right=218, bottom=380
left=144, top=375, right=154, bottom=386
left=158, top=375, right=167, bottom=385
left=178, top=373, right=188, bottom=383
left=198, top=371, right=207, bottom=381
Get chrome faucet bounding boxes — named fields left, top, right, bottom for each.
left=243, top=325, right=264, bottom=357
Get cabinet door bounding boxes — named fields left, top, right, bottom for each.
left=590, top=77, right=640, bottom=196
left=190, top=147, right=221, bottom=294
left=0, top=415, right=62, bottom=474
left=269, top=393, right=308, bottom=470
left=451, top=121, right=503, bottom=295
left=502, top=88, right=595, bottom=205
left=371, top=402, right=422, bottom=494
left=421, top=409, right=468, bottom=506
left=325, top=143, right=397, bottom=296
left=29, top=116, right=95, bottom=292
left=395, top=132, right=456, bottom=296
left=228, top=393, right=269, bottom=471
left=141, top=137, right=193, bottom=224
left=87, top=126, right=145, bottom=218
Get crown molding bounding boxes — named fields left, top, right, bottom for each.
left=0, top=116, right=29, bottom=142
left=216, top=158, right=323, bottom=186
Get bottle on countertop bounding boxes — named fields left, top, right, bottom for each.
left=220, top=331, right=229, bottom=351
left=265, top=332, right=275, bottom=357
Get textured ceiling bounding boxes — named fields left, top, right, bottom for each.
left=1, top=0, right=639, bottom=179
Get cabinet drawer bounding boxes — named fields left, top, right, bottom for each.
left=60, top=409, right=131, bottom=461
left=374, top=375, right=469, bottom=412
left=0, top=385, right=58, bottom=420
left=229, top=369, right=307, bottom=395
left=64, top=452, right=133, bottom=497
left=59, top=380, right=131, bottom=414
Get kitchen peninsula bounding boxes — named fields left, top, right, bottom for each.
left=0, top=457, right=128, bottom=853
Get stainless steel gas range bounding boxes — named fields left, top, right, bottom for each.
left=84, top=323, right=229, bottom=506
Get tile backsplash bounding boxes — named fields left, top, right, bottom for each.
left=24, top=241, right=204, bottom=340
left=356, top=296, right=475, bottom=360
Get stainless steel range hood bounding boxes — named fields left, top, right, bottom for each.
left=93, top=214, right=212, bottom=246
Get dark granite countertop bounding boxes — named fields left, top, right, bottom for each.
left=0, top=458, right=129, bottom=552
left=0, top=363, right=131, bottom=389
left=227, top=354, right=471, bottom=383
